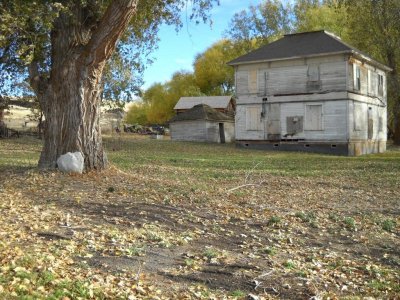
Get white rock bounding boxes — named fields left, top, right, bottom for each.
left=57, top=152, right=84, bottom=173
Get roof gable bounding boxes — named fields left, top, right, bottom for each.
left=228, top=30, right=390, bottom=71
left=174, top=96, right=233, bottom=110
left=169, top=104, right=233, bottom=123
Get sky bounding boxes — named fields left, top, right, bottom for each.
left=141, top=0, right=262, bottom=90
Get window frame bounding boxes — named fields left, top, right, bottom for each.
left=354, top=65, right=361, bottom=91
left=378, top=74, right=384, bottom=97
left=245, top=106, right=262, bottom=131
left=307, top=64, right=320, bottom=82
left=304, top=103, right=324, bottom=131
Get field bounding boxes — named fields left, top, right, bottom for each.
left=0, top=135, right=399, bottom=299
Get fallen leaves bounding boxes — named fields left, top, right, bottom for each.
left=0, top=137, right=400, bottom=299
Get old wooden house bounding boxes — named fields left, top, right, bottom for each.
left=228, top=30, right=391, bottom=155
left=174, top=96, right=235, bottom=116
left=169, top=104, right=235, bottom=143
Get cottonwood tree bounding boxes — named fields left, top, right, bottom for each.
left=194, top=39, right=249, bottom=95
left=0, top=0, right=217, bottom=170
left=341, top=0, right=400, bottom=143
left=225, top=0, right=292, bottom=50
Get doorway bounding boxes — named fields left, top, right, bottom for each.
left=219, top=123, right=225, bottom=143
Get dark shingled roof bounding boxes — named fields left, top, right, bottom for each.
left=169, top=104, right=234, bottom=123
left=228, top=31, right=389, bottom=70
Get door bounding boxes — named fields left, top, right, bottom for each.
left=219, top=123, right=225, bottom=143
left=368, top=107, right=373, bottom=139
left=265, top=103, right=281, bottom=140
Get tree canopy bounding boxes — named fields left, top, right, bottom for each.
left=0, top=0, right=219, bottom=170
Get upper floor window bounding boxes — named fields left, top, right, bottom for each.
left=308, top=64, right=320, bottom=82
left=354, top=65, right=361, bottom=91
left=378, top=74, right=384, bottom=96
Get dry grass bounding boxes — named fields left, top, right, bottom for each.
left=0, top=135, right=399, bottom=299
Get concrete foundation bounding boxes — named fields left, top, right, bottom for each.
left=236, top=140, right=386, bottom=156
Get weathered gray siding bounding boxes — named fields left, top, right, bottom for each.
left=171, top=120, right=235, bottom=143
left=222, top=122, right=235, bottom=143
left=235, top=105, right=263, bottom=140
left=349, top=100, right=387, bottom=141
left=348, top=58, right=387, bottom=101
left=205, top=121, right=235, bottom=143
left=170, top=121, right=207, bottom=142
left=236, top=54, right=348, bottom=98
left=234, top=54, right=388, bottom=155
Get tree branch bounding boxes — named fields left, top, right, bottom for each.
left=83, top=0, right=138, bottom=69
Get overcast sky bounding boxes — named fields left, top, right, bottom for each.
left=141, top=0, right=262, bottom=90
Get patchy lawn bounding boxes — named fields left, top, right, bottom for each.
left=0, top=135, right=399, bottom=299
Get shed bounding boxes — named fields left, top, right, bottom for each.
left=228, top=30, right=391, bottom=155
left=169, top=104, right=235, bottom=143
left=174, top=96, right=235, bottom=116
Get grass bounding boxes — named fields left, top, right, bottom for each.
left=2, top=135, right=400, bottom=186
left=0, top=135, right=399, bottom=299
left=381, top=219, right=396, bottom=232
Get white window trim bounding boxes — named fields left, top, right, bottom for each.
left=354, top=65, right=361, bottom=91
left=304, top=103, right=324, bottom=131
left=246, top=106, right=262, bottom=131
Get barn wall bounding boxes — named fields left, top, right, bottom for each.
left=171, top=120, right=235, bottom=143
left=205, top=121, right=235, bottom=143
left=170, top=121, right=207, bottom=142
left=205, top=121, right=220, bottom=143
left=224, top=122, right=235, bottom=143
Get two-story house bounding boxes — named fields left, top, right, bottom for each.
left=228, top=30, right=391, bottom=155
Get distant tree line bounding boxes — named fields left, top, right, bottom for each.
left=127, top=0, right=400, bottom=144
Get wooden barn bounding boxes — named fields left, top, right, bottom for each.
left=174, top=96, right=235, bottom=116
left=169, top=104, right=235, bottom=143
left=228, top=30, right=391, bottom=156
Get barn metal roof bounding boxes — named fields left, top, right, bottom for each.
left=169, top=104, right=234, bottom=123
left=228, top=30, right=391, bottom=71
left=174, top=96, right=233, bottom=110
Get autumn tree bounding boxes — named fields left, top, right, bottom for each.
left=0, top=0, right=217, bottom=170
left=143, top=71, right=201, bottom=124
left=194, top=39, right=249, bottom=95
left=225, top=0, right=293, bottom=51
left=125, top=101, right=148, bottom=125
left=340, top=0, right=400, bottom=143
left=294, top=0, right=350, bottom=39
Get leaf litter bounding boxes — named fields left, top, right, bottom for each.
left=0, top=136, right=399, bottom=299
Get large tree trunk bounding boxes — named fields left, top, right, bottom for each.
left=38, top=60, right=106, bottom=169
left=30, top=0, right=138, bottom=170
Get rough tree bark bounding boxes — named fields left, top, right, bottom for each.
left=29, top=0, right=138, bottom=170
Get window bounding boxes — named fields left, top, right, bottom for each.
left=305, top=104, right=323, bottom=131
left=308, top=64, right=320, bottom=82
left=236, top=71, right=249, bottom=95
left=378, top=74, right=384, bottom=96
left=249, top=70, right=258, bottom=94
left=354, top=65, right=361, bottom=91
left=353, top=102, right=365, bottom=131
left=246, top=107, right=262, bottom=131
left=379, top=117, right=384, bottom=133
